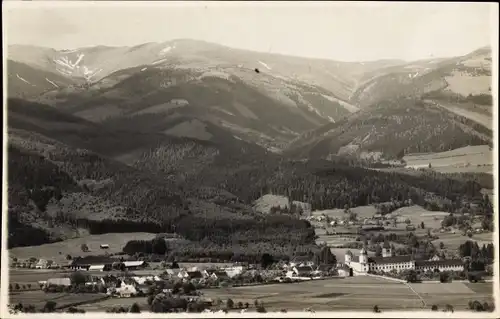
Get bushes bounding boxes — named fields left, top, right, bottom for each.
left=469, top=300, right=494, bottom=312
left=43, top=301, right=57, bottom=313
left=129, top=303, right=141, bottom=313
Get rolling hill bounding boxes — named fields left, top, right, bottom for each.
left=5, top=40, right=494, bottom=255
left=6, top=60, right=80, bottom=99
left=286, top=97, right=493, bottom=161
left=6, top=39, right=398, bottom=151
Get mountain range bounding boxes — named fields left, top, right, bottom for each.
left=6, top=39, right=494, bottom=250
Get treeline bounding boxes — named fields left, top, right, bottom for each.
left=121, top=238, right=319, bottom=264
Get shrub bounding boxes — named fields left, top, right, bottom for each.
left=439, top=271, right=450, bottom=283
left=256, top=305, right=266, bottom=313
left=129, top=303, right=141, bottom=313
left=431, top=305, right=438, bottom=311
left=147, top=295, right=154, bottom=305
left=44, top=301, right=57, bottom=312
left=226, top=298, right=234, bottom=309
left=373, top=305, right=381, bottom=313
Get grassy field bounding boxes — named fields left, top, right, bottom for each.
left=8, top=276, right=493, bottom=312
left=201, top=276, right=492, bottom=312
left=8, top=290, right=107, bottom=309
left=410, top=282, right=494, bottom=310
left=403, top=145, right=493, bottom=172
left=9, top=233, right=158, bottom=264
left=431, top=232, right=494, bottom=251
left=78, top=296, right=149, bottom=312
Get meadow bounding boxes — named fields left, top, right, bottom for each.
left=201, top=276, right=493, bottom=312
left=9, top=232, right=158, bottom=264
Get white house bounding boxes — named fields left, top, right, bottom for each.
left=46, top=278, right=71, bottom=287
left=223, top=266, right=244, bottom=278
left=124, top=260, right=147, bottom=270
left=89, top=264, right=106, bottom=272
left=35, top=259, right=48, bottom=269
left=177, top=270, right=190, bottom=279
left=116, top=282, right=137, bottom=298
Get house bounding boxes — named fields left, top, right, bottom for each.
left=337, top=265, right=352, bottom=277
left=116, top=282, right=137, bottom=298
left=46, top=278, right=71, bottom=287
left=223, top=266, right=244, bottom=278
left=210, top=271, right=230, bottom=281
left=177, top=270, right=190, bottom=280
left=429, top=255, right=441, bottom=261
left=132, top=276, right=161, bottom=285
left=35, top=259, right=49, bottom=269
left=292, top=266, right=314, bottom=277
left=89, top=264, right=108, bottom=272
left=100, top=244, right=110, bottom=249
left=165, top=268, right=181, bottom=278
left=70, top=256, right=117, bottom=271
left=123, top=260, right=148, bottom=270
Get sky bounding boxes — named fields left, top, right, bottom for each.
left=3, top=1, right=497, bottom=62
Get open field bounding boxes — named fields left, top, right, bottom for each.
left=312, top=205, right=378, bottom=220
left=78, top=296, right=149, bottom=312
left=410, top=282, right=494, bottom=309
left=8, top=290, right=107, bottom=309
left=403, top=145, right=493, bottom=171
left=7, top=275, right=494, bottom=312
left=431, top=232, right=494, bottom=251
left=201, top=276, right=492, bottom=311
left=432, top=101, right=493, bottom=130
left=9, top=232, right=157, bottom=264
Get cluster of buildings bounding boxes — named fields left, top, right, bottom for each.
left=341, top=245, right=465, bottom=276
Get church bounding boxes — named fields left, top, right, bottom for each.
left=344, top=244, right=465, bottom=276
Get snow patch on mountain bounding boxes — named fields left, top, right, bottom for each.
left=151, top=58, right=168, bottom=65
left=258, top=61, right=272, bottom=70
left=141, top=67, right=148, bottom=72
left=319, top=93, right=359, bottom=113
left=16, top=74, right=31, bottom=85
left=159, top=44, right=176, bottom=56
left=45, top=78, right=59, bottom=88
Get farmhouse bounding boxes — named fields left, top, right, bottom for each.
left=223, top=266, right=244, bottom=278
left=345, top=245, right=464, bottom=275
left=35, top=259, right=49, bottom=269
left=123, top=260, right=148, bottom=270
left=69, top=256, right=116, bottom=271
left=46, top=278, right=71, bottom=287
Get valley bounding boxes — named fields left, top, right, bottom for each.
left=5, top=37, right=495, bottom=315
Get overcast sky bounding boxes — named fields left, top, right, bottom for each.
left=3, top=1, right=497, bottom=62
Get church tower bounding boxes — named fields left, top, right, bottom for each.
left=359, top=247, right=368, bottom=264
left=382, top=241, right=392, bottom=258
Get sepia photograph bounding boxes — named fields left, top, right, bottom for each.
left=1, top=1, right=498, bottom=317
